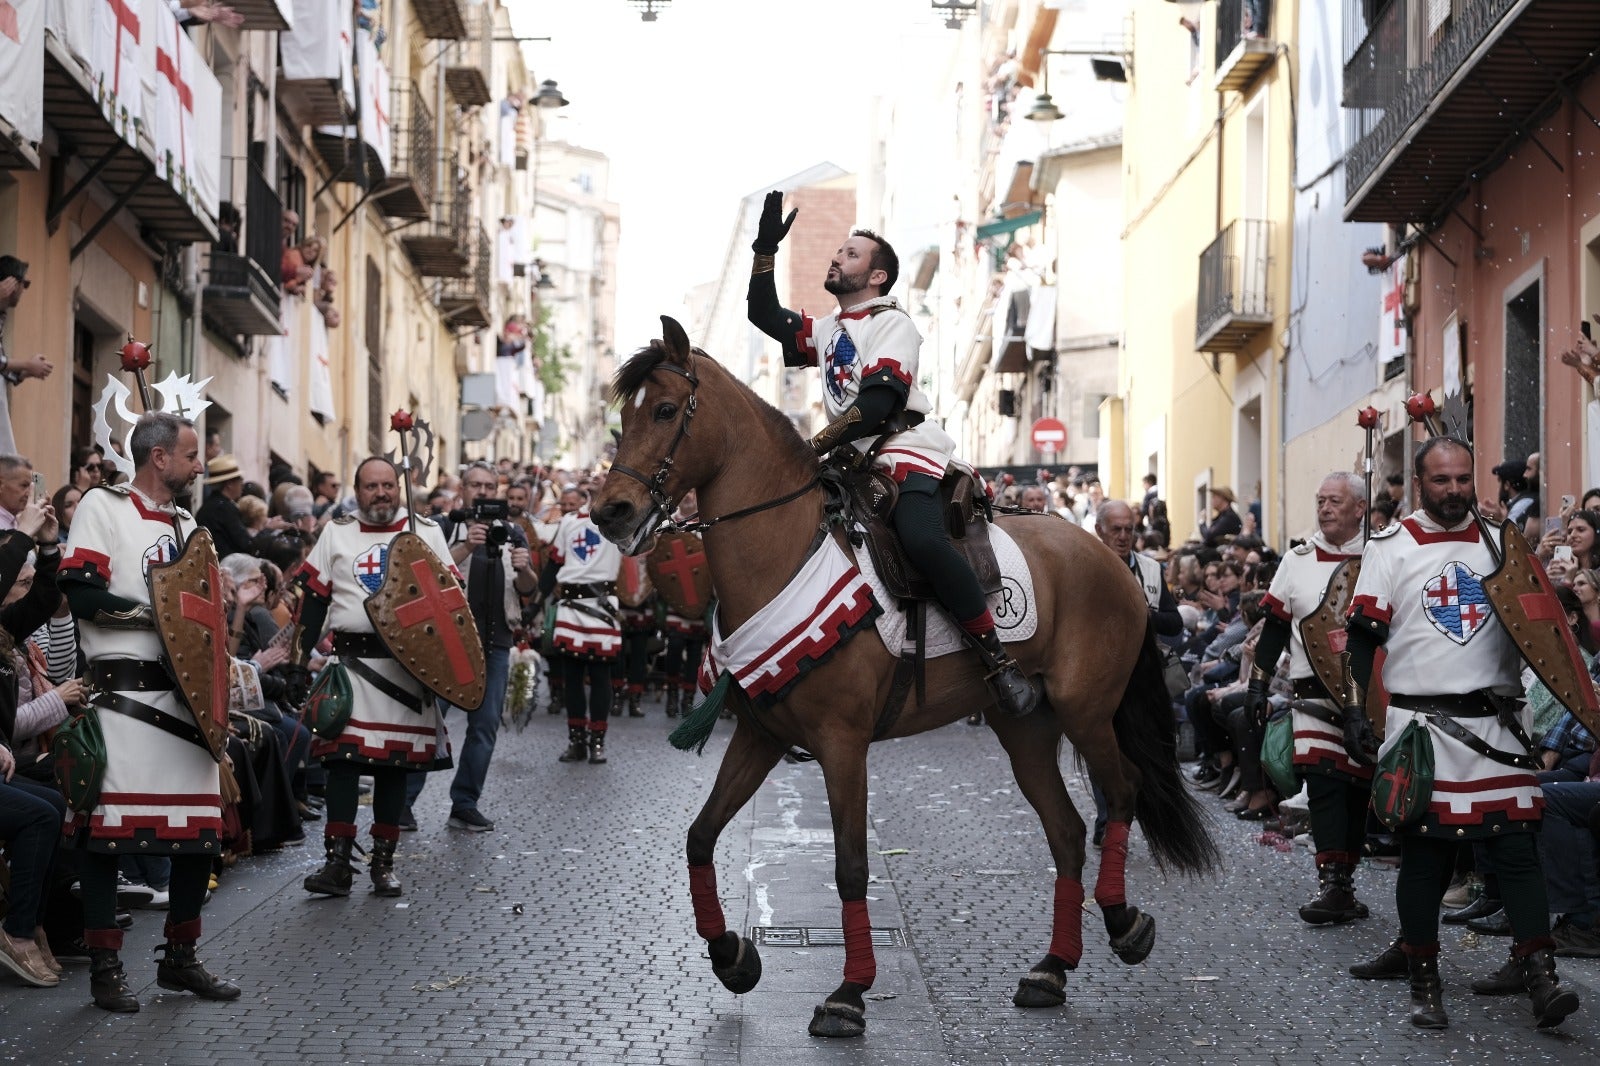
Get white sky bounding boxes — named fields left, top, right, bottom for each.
left=506, top=0, right=958, bottom=349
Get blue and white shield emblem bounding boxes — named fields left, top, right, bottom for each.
left=355, top=544, right=389, bottom=594
left=824, top=329, right=858, bottom=405
left=1422, top=561, right=1492, bottom=645
left=571, top=527, right=603, bottom=563
left=141, top=535, right=178, bottom=574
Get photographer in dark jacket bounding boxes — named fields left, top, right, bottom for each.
left=404, top=462, right=536, bottom=832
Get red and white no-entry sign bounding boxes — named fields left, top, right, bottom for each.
left=1030, top=417, right=1067, bottom=454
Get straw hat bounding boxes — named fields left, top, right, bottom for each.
left=204, top=455, right=244, bottom=486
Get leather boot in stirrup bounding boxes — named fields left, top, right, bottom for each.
left=971, top=630, right=1037, bottom=717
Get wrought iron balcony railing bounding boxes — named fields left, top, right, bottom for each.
left=1195, top=219, right=1272, bottom=354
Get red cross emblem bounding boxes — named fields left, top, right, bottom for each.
left=1383, top=263, right=1404, bottom=349
left=654, top=537, right=707, bottom=609
left=178, top=561, right=230, bottom=727
left=393, top=559, right=476, bottom=685
left=0, top=2, right=20, bottom=45
left=156, top=23, right=193, bottom=172
left=1425, top=570, right=1456, bottom=609
left=105, top=0, right=141, bottom=103
left=1379, top=764, right=1412, bottom=817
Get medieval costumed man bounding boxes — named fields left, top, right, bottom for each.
left=1342, top=433, right=1581, bottom=1030
left=744, top=192, right=1034, bottom=717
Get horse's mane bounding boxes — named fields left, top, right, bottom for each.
left=610, top=340, right=817, bottom=470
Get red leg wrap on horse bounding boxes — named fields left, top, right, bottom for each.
left=841, top=898, right=877, bottom=986
left=1095, top=821, right=1131, bottom=907
left=1049, top=877, right=1085, bottom=966
left=687, top=864, right=727, bottom=941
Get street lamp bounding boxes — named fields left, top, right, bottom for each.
left=931, top=1, right=977, bottom=30
left=628, top=0, right=670, bottom=21
left=1025, top=41, right=1132, bottom=122
left=533, top=79, right=569, bottom=109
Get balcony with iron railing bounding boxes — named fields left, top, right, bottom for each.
left=439, top=227, right=492, bottom=332
left=1342, top=0, right=1600, bottom=222
left=204, top=157, right=283, bottom=338
left=375, top=80, right=434, bottom=220
left=401, top=175, right=472, bottom=278
left=1213, top=0, right=1275, bottom=92
left=1195, top=219, right=1272, bottom=354
left=445, top=4, right=493, bottom=108
left=413, top=0, right=468, bottom=40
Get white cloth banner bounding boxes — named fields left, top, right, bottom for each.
left=149, top=3, right=220, bottom=221
left=82, top=0, right=144, bottom=144
left=494, top=356, right=519, bottom=409
left=0, top=0, right=45, bottom=145
left=307, top=305, right=335, bottom=420
left=357, top=31, right=391, bottom=172
left=268, top=297, right=299, bottom=396
left=496, top=223, right=517, bottom=285
left=281, top=0, right=349, bottom=83
left=1025, top=285, right=1056, bottom=352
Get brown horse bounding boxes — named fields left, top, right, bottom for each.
left=593, top=318, right=1216, bottom=1038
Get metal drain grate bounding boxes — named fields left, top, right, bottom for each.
left=750, top=926, right=907, bottom=948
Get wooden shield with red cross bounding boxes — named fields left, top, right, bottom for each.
left=147, top=529, right=229, bottom=761
left=1482, top=520, right=1600, bottom=735
left=364, top=531, right=487, bottom=711
left=646, top=531, right=712, bottom=620
left=1297, top=558, right=1388, bottom=734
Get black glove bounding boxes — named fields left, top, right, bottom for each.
left=751, top=190, right=797, bottom=254
left=1243, top=680, right=1270, bottom=728
left=1341, top=705, right=1379, bottom=767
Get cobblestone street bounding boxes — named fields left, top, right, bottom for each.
left=5, top=696, right=1597, bottom=1066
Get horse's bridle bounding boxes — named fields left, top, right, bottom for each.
left=609, top=361, right=700, bottom=531
left=610, top=359, right=821, bottom=539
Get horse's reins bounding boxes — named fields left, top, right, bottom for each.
left=610, top=360, right=821, bottom=536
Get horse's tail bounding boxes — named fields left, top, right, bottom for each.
left=1112, top=621, right=1219, bottom=875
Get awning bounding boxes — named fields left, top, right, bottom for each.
left=975, top=209, right=1043, bottom=241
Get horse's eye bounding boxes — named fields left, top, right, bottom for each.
left=653, top=403, right=677, bottom=422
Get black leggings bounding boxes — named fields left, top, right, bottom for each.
left=1398, top=833, right=1548, bottom=947
left=892, top=474, right=987, bottom=623
left=324, top=763, right=410, bottom=829
left=621, top=629, right=650, bottom=687
left=662, top=635, right=705, bottom=690
left=562, top=657, right=613, bottom=725
left=1305, top=772, right=1371, bottom=857
left=83, top=852, right=210, bottom=933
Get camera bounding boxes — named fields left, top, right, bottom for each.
left=449, top=499, right=511, bottom=547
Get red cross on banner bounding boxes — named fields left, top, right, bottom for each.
left=106, top=0, right=140, bottom=101
left=178, top=562, right=230, bottom=727
left=1384, top=266, right=1404, bottom=349
left=157, top=23, right=193, bottom=173
left=655, top=538, right=707, bottom=610
left=0, top=2, right=19, bottom=45
left=393, top=558, right=476, bottom=685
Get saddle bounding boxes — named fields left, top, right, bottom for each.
left=824, top=459, right=1001, bottom=603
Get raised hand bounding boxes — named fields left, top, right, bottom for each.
left=751, top=191, right=798, bottom=254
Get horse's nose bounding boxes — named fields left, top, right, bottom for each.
left=595, top=498, right=634, bottom=532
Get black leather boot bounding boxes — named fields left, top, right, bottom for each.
left=558, top=726, right=588, bottom=762
left=1300, top=861, right=1368, bottom=925
left=588, top=728, right=608, bottom=765
left=155, top=941, right=241, bottom=1001
left=369, top=836, right=402, bottom=897
left=89, top=948, right=140, bottom=1013
left=303, top=835, right=355, bottom=897
left=1349, top=936, right=1407, bottom=980
left=664, top=688, right=681, bottom=718
left=1520, top=948, right=1581, bottom=1028
left=1471, top=953, right=1524, bottom=996
left=970, top=630, right=1037, bottom=717
left=627, top=690, right=645, bottom=717
left=1405, top=948, right=1448, bottom=1029
left=1443, top=893, right=1502, bottom=924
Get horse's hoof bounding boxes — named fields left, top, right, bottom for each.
left=808, top=1001, right=866, bottom=1038
left=1012, top=971, right=1066, bottom=1008
left=1109, top=908, right=1156, bottom=965
left=711, top=936, right=762, bottom=994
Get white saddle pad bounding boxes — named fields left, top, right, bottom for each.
left=855, top=522, right=1039, bottom=659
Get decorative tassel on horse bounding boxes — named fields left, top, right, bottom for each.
left=668, top=670, right=733, bottom=754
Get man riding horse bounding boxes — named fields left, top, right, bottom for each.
left=744, top=191, right=1036, bottom=718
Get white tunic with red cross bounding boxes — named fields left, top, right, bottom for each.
left=1262, top=530, right=1369, bottom=781
left=793, top=296, right=964, bottom=483
left=1348, top=512, right=1540, bottom=833
left=300, top=511, right=458, bottom=768
left=549, top=509, right=622, bottom=659
left=59, top=485, right=222, bottom=852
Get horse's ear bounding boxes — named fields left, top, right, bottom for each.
left=660, top=316, right=692, bottom=366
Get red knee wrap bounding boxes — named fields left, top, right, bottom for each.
left=627, top=683, right=644, bottom=696
left=566, top=717, right=588, bottom=730
left=370, top=823, right=401, bottom=842
left=1314, top=850, right=1357, bottom=867
left=163, top=917, right=202, bottom=944
left=687, top=864, right=727, bottom=941
left=841, top=898, right=877, bottom=986
left=1049, top=877, right=1085, bottom=967
left=1094, top=821, right=1131, bottom=907
left=589, top=720, right=608, bottom=734
left=326, top=821, right=358, bottom=839
left=1401, top=940, right=1440, bottom=958
left=84, top=927, right=123, bottom=950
